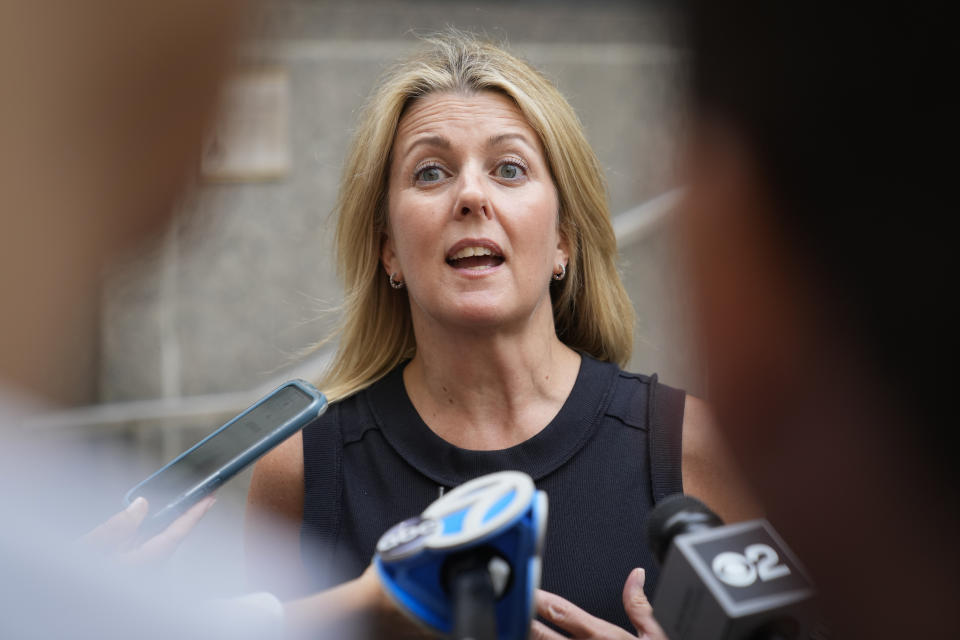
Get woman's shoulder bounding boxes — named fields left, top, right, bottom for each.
left=575, top=358, right=686, bottom=444
left=590, top=360, right=762, bottom=521
left=320, top=361, right=409, bottom=411
left=300, top=363, right=416, bottom=454
left=583, top=354, right=663, bottom=389
left=578, top=354, right=658, bottom=392
left=589, top=356, right=682, bottom=407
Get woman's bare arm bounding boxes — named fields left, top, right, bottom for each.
left=681, top=395, right=764, bottom=523
left=244, top=430, right=311, bottom=598
left=245, top=432, right=430, bottom=637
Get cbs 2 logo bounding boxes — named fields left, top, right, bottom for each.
left=711, top=544, right=791, bottom=587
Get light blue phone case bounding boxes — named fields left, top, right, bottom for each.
left=124, top=378, right=327, bottom=534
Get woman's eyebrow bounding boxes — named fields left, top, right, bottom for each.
left=400, top=132, right=533, bottom=159
left=403, top=135, right=450, bottom=156
left=487, top=132, right=534, bottom=149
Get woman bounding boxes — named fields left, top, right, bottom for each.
left=246, top=32, right=758, bottom=636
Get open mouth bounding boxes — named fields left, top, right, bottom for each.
left=445, top=245, right=505, bottom=270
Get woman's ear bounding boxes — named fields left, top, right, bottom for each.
left=380, top=231, right=399, bottom=278
left=556, top=226, right=570, bottom=270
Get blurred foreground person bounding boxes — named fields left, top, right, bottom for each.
left=680, top=4, right=957, bottom=639
left=1, top=1, right=239, bottom=404
left=0, top=2, right=290, bottom=638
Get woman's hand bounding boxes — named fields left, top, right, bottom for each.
left=81, top=496, right=215, bottom=566
left=532, top=568, right=669, bottom=640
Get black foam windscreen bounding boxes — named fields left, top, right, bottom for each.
left=646, top=494, right=724, bottom=565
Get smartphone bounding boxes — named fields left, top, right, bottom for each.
left=124, top=379, right=327, bottom=537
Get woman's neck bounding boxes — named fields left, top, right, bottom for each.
left=403, top=313, right=581, bottom=451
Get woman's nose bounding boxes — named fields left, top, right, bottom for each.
left=454, top=167, right=491, bottom=219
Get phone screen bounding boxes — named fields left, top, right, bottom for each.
left=132, top=385, right=313, bottom=510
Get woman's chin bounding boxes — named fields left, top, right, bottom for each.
left=415, top=300, right=518, bottom=333
left=410, top=286, right=553, bottom=334
left=445, top=305, right=512, bottom=329
left=437, top=300, right=553, bottom=336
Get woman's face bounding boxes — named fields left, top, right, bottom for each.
left=383, top=91, right=566, bottom=333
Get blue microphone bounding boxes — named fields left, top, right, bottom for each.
left=374, top=471, right=547, bottom=640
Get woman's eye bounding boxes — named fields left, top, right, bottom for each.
left=496, top=162, right=524, bottom=180
left=416, top=166, right=444, bottom=183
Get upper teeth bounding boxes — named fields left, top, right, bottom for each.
left=450, top=246, right=496, bottom=260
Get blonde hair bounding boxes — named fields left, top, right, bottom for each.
left=318, top=31, right=634, bottom=402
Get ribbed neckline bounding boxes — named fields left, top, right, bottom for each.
left=365, top=354, right=618, bottom=487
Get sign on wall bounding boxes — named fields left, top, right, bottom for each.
left=201, top=67, right=290, bottom=182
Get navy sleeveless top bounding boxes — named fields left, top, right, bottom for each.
left=300, top=355, right=685, bottom=631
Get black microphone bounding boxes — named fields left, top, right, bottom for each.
left=647, top=494, right=821, bottom=640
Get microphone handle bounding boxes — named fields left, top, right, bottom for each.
left=750, top=617, right=802, bottom=640
left=451, top=565, right=498, bottom=640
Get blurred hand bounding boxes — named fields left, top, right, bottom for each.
left=283, top=563, right=437, bottom=639
left=357, top=563, right=438, bottom=639
left=532, top=568, right=669, bottom=640
left=82, top=496, right=216, bottom=566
